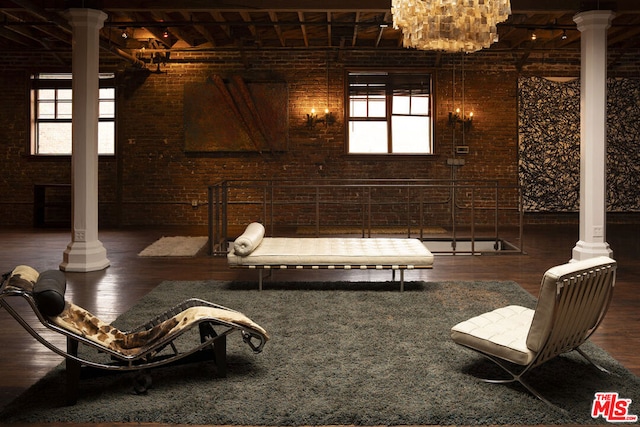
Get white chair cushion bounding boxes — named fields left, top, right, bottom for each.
left=451, top=305, right=536, bottom=366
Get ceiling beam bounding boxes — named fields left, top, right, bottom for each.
left=4, top=0, right=640, bottom=13
left=239, top=11, right=257, bottom=37
left=327, top=12, right=332, bottom=47
left=375, top=11, right=390, bottom=47
left=151, top=11, right=197, bottom=46
left=351, top=11, right=360, bottom=47
left=211, top=11, right=232, bottom=39
left=510, top=0, right=640, bottom=13
left=268, top=11, right=286, bottom=47
left=13, top=0, right=637, bottom=13
left=61, top=0, right=393, bottom=12
left=181, top=11, right=218, bottom=46
left=298, top=11, right=309, bottom=47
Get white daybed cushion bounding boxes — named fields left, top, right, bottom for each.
left=227, top=237, right=434, bottom=267
left=233, top=222, right=265, bottom=256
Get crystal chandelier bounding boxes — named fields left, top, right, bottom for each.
left=391, top=0, right=511, bottom=52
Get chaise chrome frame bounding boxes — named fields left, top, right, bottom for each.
left=0, top=278, right=268, bottom=403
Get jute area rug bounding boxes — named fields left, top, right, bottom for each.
left=1, top=280, right=638, bottom=425
left=137, top=236, right=208, bottom=257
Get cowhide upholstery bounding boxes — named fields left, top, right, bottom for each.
left=4, top=265, right=269, bottom=357
left=5, top=264, right=39, bottom=292
left=51, top=303, right=268, bottom=356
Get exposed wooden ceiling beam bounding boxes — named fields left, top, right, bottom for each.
left=0, top=0, right=639, bottom=58
left=269, top=11, right=286, bottom=47
left=88, top=0, right=640, bottom=13
left=181, top=11, right=218, bottom=47
left=239, top=11, right=257, bottom=37
left=60, top=0, right=392, bottom=12
left=375, top=11, right=390, bottom=47
left=298, top=11, right=309, bottom=47
left=351, top=11, right=360, bottom=47
left=151, top=11, right=196, bottom=46
left=211, top=11, right=232, bottom=39
left=327, top=11, right=332, bottom=47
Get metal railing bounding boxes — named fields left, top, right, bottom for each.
left=207, top=179, right=523, bottom=256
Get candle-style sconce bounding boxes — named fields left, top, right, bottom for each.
left=448, top=108, right=473, bottom=130
left=135, top=40, right=171, bottom=74
left=306, top=108, right=336, bottom=128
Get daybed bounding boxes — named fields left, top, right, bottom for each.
left=227, top=222, right=434, bottom=291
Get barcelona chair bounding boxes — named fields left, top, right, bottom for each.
left=0, top=265, right=269, bottom=405
left=451, top=256, right=617, bottom=409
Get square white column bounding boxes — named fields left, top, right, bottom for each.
left=572, top=10, right=614, bottom=261
left=60, top=8, right=110, bottom=272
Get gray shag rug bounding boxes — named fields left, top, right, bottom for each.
left=1, top=280, right=638, bottom=425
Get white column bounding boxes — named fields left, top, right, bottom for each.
left=60, top=8, right=110, bottom=272
left=571, top=10, right=614, bottom=261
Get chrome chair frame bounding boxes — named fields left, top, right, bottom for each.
left=452, top=257, right=617, bottom=410
left=0, top=278, right=267, bottom=404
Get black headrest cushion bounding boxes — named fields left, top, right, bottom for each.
left=33, top=270, right=67, bottom=317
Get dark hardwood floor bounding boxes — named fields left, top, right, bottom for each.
left=0, top=223, right=638, bottom=424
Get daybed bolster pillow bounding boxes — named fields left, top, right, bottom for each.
left=33, top=269, right=67, bottom=317
left=233, top=222, right=265, bottom=256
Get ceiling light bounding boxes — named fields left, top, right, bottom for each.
left=391, top=0, right=511, bottom=52
left=561, top=29, right=568, bottom=40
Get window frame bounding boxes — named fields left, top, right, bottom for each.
left=345, top=69, right=434, bottom=156
left=30, top=73, right=116, bottom=157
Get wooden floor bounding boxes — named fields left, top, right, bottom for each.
left=0, top=223, right=638, bottom=424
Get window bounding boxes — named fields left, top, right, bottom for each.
left=347, top=71, right=433, bottom=154
left=31, top=73, right=115, bottom=155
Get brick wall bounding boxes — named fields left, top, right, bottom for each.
left=1, top=47, right=639, bottom=227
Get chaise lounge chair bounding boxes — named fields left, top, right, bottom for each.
left=451, top=256, right=617, bottom=410
left=0, top=265, right=269, bottom=405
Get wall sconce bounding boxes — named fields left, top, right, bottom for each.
left=448, top=108, right=473, bottom=130
left=306, top=108, right=336, bottom=128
